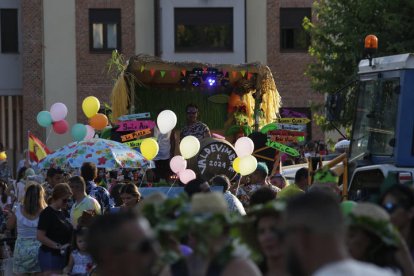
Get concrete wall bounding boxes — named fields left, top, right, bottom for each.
left=0, top=0, right=22, bottom=96
left=246, top=0, right=266, bottom=64
left=43, top=0, right=77, bottom=150
left=135, top=0, right=154, bottom=55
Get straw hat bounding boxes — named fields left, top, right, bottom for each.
left=347, top=202, right=400, bottom=247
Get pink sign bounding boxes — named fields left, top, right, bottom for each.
left=116, top=120, right=156, bottom=132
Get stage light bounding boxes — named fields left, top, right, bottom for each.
left=191, top=77, right=201, bottom=87
left=207, top=77, right=216, bottom=86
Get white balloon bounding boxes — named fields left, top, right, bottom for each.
left=157, top=110, right=177, bottom=134
left=180, top=135, right=200, bottom=159
left=235, top=137, right=254, bottom=157
left=239, top=155, right=258, bottom=176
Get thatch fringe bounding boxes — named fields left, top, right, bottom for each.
left=110, top=73, right=130, bottom=121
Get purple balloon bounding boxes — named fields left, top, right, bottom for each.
left=50, top=102, right=68, bottom=122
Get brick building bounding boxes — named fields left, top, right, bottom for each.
left=0, top=0, right=324, bottom=173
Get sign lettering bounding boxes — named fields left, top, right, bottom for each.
left=120, top=128, right=151, bottom=142
left=197, top=142, right=237, bottom=181
left=278, top=124, right=306, bottom=131
left=118, top=112, right=150, bottom=121
left=268, top=130, right=306, bottom=137
left=266, top=140, right=300, bottom=157
left=116, top=120, right=156, bottom=132
left=275, top=118, right=311, bottom=125
left=124, top=139, right=143, bottom=148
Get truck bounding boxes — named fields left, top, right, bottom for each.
left=328, top=36, right=414, bottom=200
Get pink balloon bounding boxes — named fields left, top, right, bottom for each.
left=179, top=169, right=196, bottom=184
left=170, top=155, right=187, bottom=174
left=235, top=137, right=254, bottom=157
left=84, top=125, right=95, bottom=140
left=50, top=102, right=68, bottom=122
left=52, top=120, right=69, bottom=134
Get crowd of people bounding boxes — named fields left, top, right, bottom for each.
left=0, top=154, right=413, bottom=276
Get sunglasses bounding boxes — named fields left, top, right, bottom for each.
left=382, top=202, right=402, bottom=214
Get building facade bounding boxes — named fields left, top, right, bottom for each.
left=0, top=0, right=323, bottom=173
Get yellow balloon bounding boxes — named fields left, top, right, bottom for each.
left=232, top=157, right=240, bottom=173
left=140, top=138, right=159, bottom=161
left=82, top=96, right=100, bottom=118
left=239, top=155, right=257, bottom=176
left=0, top=151, right=6, bottom=161
left=179, top=136, right=200, bottom=159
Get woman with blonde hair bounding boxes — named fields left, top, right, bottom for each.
left=7, top=183, right=47, bottom=275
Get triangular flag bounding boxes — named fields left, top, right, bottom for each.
left=202, top=67, right=208, bottom=74
left=140, top=65, right=145, bottom=72
left=181, top=69, right=186, bottom=76
left=247, top=72, right=253, bottom=80
left=241, top=70, right=246, bottom=77
left=232, top=71, right=237, bottom=78
left=28, top=133, right=51, bottom=162
left=160, top=71, right=166, bottom=78
left=222, top=70, right=228, bottom=77
left=150, top=68, right=155, bottom=77
left=171, top=70, right=177, bottom=78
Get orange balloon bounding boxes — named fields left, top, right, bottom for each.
left=89, top=113, right=108, bottom=130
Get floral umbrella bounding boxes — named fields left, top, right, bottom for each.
left=38, top=138, right=151, bottom=169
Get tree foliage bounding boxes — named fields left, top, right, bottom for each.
left=304, top=0, right=414, bottom=131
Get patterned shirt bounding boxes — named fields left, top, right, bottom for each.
left=236, top=183, right=280, bottom=208
left=223, top=191, right=246, bottom=215
left=86, top=181, right=114, bottom=213
left=180, top=121, right=210, bottom=140
left=0, top=162, right=11, bottom=182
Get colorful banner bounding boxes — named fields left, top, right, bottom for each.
left=124, top=139, right=143, bottom=148
left=266, top=139, right=300, bottom=157
left=116, top=120, right=156, bottom=132
left=118, top=113, right=150, bottom=121
left=120, top=128, right=151, bottom=142
left=269, top=135, right=298, bottom=143
left=275, top=118, right=311, bottom=125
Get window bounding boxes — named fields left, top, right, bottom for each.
left=1, top=9, right=18, bottom=53
left=174, top=8, right=233, bottom=52
left=280, top=8, right=311, bottom=52
left=89, top=9, right=121, bottom=52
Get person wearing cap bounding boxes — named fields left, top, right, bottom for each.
left=236, top=162, right=279, bottom=208
left=240, top=201, right=287, bottom=276
left=345, top=202, right=413, bottom=275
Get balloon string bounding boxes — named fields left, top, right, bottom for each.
left=139, top=167, right=148, bottom=188
left=235, top=173, right=241, bottom=195
left=167, top=177, right=178, bottom=195
left=45, top=128, right=53, bottom=145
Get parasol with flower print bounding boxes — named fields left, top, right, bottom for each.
left=38, top=138, right=151, bottom=169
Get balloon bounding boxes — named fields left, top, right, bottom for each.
left=235, top=137, right=254, bottom=157
left=232, top=157, right=241, bottom=173
left=170, top=155, right=187, bottom=174
left=52, top=120, right=69, bottom=134
left=82, top=96, right=100, bottom=118
left=89, top=114, right=108, bottom=130
left=71, top=123, right=87, bottom=141
left=140, top=138, right=159, bottom=161
left=0, top=151, right=7, bottom=161
left=239, top=155, right=257, bottom=176
left=179, top=169, right=196, bottom=184
left=50, top=102, right=68, bottom=122
left=180, top=135, right=200, bottom=159
left=157, top=110, right=177, bottom=134
left=36, top=111, right=53, bottom=127
left=85, top=125, right=95, bottom=140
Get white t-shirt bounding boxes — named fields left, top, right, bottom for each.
left=154, top=126, right=172, bottom=161
left=313, top=259, right=400, bottom=276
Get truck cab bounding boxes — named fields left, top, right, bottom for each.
left=348, top=53, right=414, bottom=200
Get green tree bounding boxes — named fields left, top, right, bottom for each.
left=304, top=0, right=414, bottom=131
